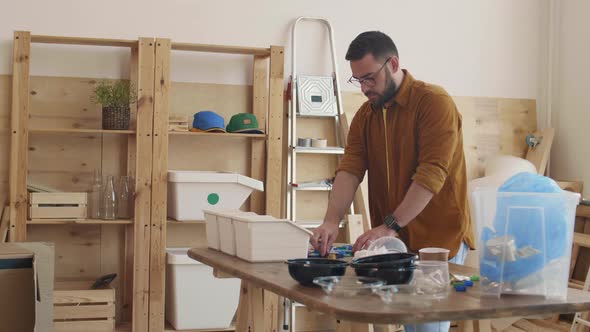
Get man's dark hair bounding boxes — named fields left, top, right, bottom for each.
left=345, top=31, right=398, bottom=61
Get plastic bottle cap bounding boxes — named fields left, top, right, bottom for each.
left=454, top=285, right=467, bottom=292
left=470, top=275, right=480, bottom=281
left=464, top=280, right=474, bottom=287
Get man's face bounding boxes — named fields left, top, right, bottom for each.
left=349, top=53, right=398, bottom=108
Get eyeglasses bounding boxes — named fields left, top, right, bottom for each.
left=348, top=57, right=392, bottom=88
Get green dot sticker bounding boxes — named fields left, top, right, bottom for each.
left=207, top=193, right=220, bottom=205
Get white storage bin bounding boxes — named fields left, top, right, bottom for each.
left=233, top=215, right=313, bottom=262
left=204, top=210, right=256, bottom=254
left=167, top=170, right=264, bottom=221
left=470, top=189, right=580, bottom=299
left=165, top=248, right=240, bottom=330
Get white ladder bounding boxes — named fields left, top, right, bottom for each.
left=286, top=16, right=354, bottom=225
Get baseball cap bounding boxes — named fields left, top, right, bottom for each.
left=226, top=113, right=263, bottom=134
left=192, top=111, right=226, bottom=133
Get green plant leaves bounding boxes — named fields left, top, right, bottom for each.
left=90, top=80, right=137, bottom=108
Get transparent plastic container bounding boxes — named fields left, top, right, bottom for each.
left=470, top=189, right=580, bottom=299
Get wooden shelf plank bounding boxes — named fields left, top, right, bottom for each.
left=165, top=321, right=235, bottom=332
left=169, top=131, right=266, bottom=139
left=27, top=218, right=133, bottom=225
left=31, top=35, right=136, bottom=48
left=30, top=128, right=135, bottom=134
left=577, top=205, right=590, bottom=218
left=167, top=219, right=205, bottom=224
left=171, top=42, right=270, bottom=56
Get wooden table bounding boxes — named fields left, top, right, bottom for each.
left=188, top=248, right=590, bottom=330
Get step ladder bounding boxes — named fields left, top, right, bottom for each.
left=283, top=16, right=358, bottom=332
left=286, top=16, right=354, bottom=226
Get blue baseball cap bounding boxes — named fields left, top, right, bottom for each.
left=191, top=111, right=226, bottom=133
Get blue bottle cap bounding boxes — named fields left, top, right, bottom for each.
left=454, top=285, right=467, bottom=292
left=464, top=280, right=474, bottom=287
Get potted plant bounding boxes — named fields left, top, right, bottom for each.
left=91, top=80, right=136, bottom=130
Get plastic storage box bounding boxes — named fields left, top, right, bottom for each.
left=233, top=213, right=313, bottom=262
left=165, top=248, right=240, bottom=330
left=167, top=170, right=263, bottom=221
left=216, top=210, right=256, bottom=255
left=470, top=189, right=580, bottom=299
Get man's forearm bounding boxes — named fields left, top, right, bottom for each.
left=324, top=171, right=360, bottom=225
left=393, top=181, right=434, bottom=227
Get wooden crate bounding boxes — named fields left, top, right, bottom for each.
left=28, top=192, right=87, bottom=220
left=53, top=280, right=115, bottom=332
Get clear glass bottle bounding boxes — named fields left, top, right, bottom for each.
left=88, top=169, right=103, bottom=219
left=103, top=175, right=117, bottom=220
left=117, top=176, right=131, bottom=219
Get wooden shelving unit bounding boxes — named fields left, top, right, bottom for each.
left=9, top=31, right=285, bottom=332
left=149, top=38, right=284, bottom=332
left=9, top=31, right=155, bottom=332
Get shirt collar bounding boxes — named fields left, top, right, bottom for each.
left=391, top=69, right=413, bottom=109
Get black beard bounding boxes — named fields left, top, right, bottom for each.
left=370, top=79, right=397, bottom=109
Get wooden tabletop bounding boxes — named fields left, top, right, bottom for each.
left=188, top=248, right=590, bottom=324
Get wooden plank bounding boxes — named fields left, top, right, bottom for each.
left=263, top=290, right=280, bottom=332
left=164, top=321, right=234, bottom=332
left=123, top=46, right=139, bottom=322
left=171, top=42, right=271, bottom=56
left=0, top=205, right=9, bottom=242
left=54, top=303, right=115, bottom=320
left=31, top=34, right=136, bottom=47
left=9, top=31, right=31, bottom=242
left=30, top=128, right=135, bottom=134
left=247, top=283, right=265, bottom=332
left=266, top=46, right=284, bottom=218
left=28, top=225, right=102, bottom=279
left=575, top=233, right=590, bottom=248
left=149, top=37, right=171, bottom=332
left=556, top=180, right=584, bottom=195
left=525, top=128, right=555, bottom=175
left=169, top=131, right=266, bottom=138
left=132, top=37, right=155, bottom=332
left=345, top=214, right=365, bottom=244
left=54, top=319, right=116, bottom=332
left=235, top=281, right=249, bottom=332
left=27, top=218, right=132, bottom=224
left=188, top=248, right=590, bottom=325
left=54, top=289, right=115, bottom=304
left=250, top=55, right=268, bottom=215
left=578, top=206, right=590, bottom=218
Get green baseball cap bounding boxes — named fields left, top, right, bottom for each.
left=226, top=113, right=263, bottom=134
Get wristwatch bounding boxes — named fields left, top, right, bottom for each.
left=383, top=214, right=402, bottom=233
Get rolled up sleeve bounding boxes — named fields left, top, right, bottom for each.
left=412, top=94, right=459, bottom=194
left=336, top=111, right=368, bottom=182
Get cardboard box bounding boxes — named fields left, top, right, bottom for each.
left=0, top=242, right=54, bottom=332
left=0, top=243, right=36, bottom=332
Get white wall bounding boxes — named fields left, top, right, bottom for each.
left=550, top=0, right=590, bottom=197
left=8, top=0, right=584, bottom=190
left=1, top=0, right=549, bottom=97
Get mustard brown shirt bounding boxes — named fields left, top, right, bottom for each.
left=337, top=70, right=475, bottom=257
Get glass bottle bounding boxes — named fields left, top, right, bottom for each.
left=88, top=169, right=103, bottom=219
left=117, top=176, right=131, bottom=219
left=103, top=175, right=117, bottom=220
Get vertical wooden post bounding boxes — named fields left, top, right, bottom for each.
left=250, top=55, right=269, bottom=215
left=9, top=31, right=31, bottom=242
left=266, top=46, right=284, bottom=219
left=132, top=37, right=155, bottom=332
left=149, top=38, right=171, bottom=332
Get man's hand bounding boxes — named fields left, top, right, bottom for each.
left=352, top=224, right=397, bottom=252
left=310, top=221, right=340, bottom=257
